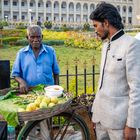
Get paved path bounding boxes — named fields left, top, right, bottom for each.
left=137, top=130, right=140, bottom=140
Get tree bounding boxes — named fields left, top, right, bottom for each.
left=60, top=24, right=69, bottom=31
left=83, top=22, right=90, bottom=31
left=44, top=21, right=52, bottom=29
left=0, top=22, right=4, bottom=29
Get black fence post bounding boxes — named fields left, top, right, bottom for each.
left=66, top=61, right=69, bottom=92
left=92, top=65, right=95, bottom=92
left=75, top=65, right=78, bottom=96
left=74, top=57, right=79, bottom=97
left=84, top=60, right=87, bottom=94
left=92, top=56, right=96, bottom=92
left=0, top=60, right=10, bottom=89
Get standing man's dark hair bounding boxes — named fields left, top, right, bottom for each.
left=90, top=2, right=124, bottom=30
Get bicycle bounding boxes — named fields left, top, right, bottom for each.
left=17, top=94, right=95, bottom=140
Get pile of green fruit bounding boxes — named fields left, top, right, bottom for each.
left=18, top=95, right=67, bottom=112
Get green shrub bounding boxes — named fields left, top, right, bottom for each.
left=64, top=32, right=102, bottom=49
left=15, top=39, right=64, bottom=46
left=0, top=21, right=8, bottom=29
left=2, top=37, right=22, bottom=44
left=0, top=22, right=3, bottom=29
left=82, top=22, right=90, bottom=31
left=60, top=24, right=69, bottom=31
left=44, top=21, right=52, bottom=29
left=16, top=22, right=26, bottom=29
left=16, top=39, right=28, bottom=46
left=43, top=40, right=64, bottom=46
left=2, top=21, right=9, bottom=26
left=53, top=26, right=60, bottom=30
left=1, top=29, right=26, bottom=37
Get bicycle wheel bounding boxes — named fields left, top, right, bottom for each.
left=17, top=111, right=90, bottom=140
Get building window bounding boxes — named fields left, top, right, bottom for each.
left=13, top=1, right=17, bottom=6
left=4, top=1, right=8, bottom=5
left=22, top=15, right=25, bottom=20
left=21, top=2, right=24, bottom=6
left=61, top=17, right=63, bottom=21
left=46, top=17, right=49, bottom=20
left=128, top=6, right=132, bottom=13
left=128, top=17, right=132, bottom=24
left=46, top=3, right=48, bottom=7
left=61, top=3, right=66, bottom=9
left=117, top=5, right=120, bottom=12
left=122, top=17, right=126, bottom=23
left=30, top=3, right=33, bottom=7
left=123, top=6, right=126, bottom=13
left=54, top=4, right=56, bottom=8
left=38, top=3, right=41, bottom=7
left=13, top=15, right=17, bottom=20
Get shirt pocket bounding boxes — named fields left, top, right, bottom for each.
left=106, top=55, right=125, bottom=73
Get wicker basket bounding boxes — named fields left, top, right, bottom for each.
left=18, top=98, right=72, bottom=123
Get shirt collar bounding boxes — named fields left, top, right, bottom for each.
left=41, top=44, right=48, bottom=53
left=23, top=44, right=48, bottom=53
left=109, top=29, right=125, bottom=42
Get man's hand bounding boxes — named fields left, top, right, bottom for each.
left=15, top=77, right=28, bottom=93
left=124, top=125, right=136, bottom=140
left=19, top=80, right=28, bottom=93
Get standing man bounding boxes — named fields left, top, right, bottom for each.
left=12, top=25, right=60, bottom=93
left=90, top=2, right=140, bottom=140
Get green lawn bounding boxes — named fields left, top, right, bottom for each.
left=0, top=45, right=101, bottom=94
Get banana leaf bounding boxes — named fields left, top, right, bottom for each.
left=0, top=85, right=45, bottom=127
left=0, top=99, right=20, bottom=127
left=0, top=90, right=19, bottom=100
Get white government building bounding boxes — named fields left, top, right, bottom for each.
left=0, top=0, right=140, bottom=26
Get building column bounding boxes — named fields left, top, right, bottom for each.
left=27, top=0, right=31, bottom=24
left=43, top=0, right=46, bottom=22
left=36, top=0, right=39, bottom=21
left=126, top=5, right=128, bottom=25
left=81, top=3, right=83, bottom=24
left=88, top=3, right=90, bottom=23
left=51, top=1, right=54, bottom=22
left=74, top=2, right=76, bottom=23
left=66, top=2, right=69, bottom=24
left=10, top=0, right=13, bottom=22
left=59, top=1, right=62, bottom=24
left=1, top=0, right=4, bottom=20
left=120, top=6, right=123, bottom=18
left=19, top=0, right=21, bottom=21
